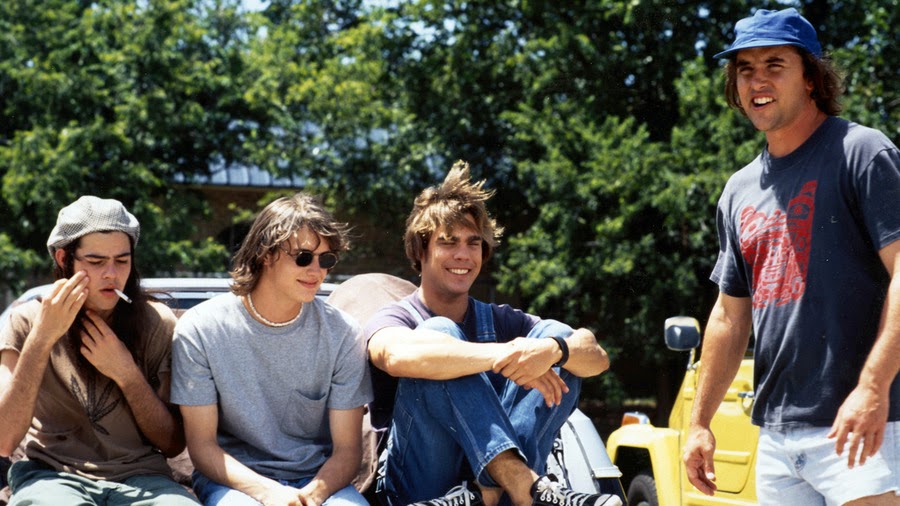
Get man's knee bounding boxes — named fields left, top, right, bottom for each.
left=6, top=463, right=95, bottom=506
left=527, top=319, right=573, bottom=340
left=417, top=316, right=463, bottom=338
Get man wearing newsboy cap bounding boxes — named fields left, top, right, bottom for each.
left=683, top=8, right=900, bottom=505
left=0, top=196, right=199, bottom=505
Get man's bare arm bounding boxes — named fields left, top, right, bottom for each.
left=368, top=326, right=509, bottom=380
left=683, top=292, right=752, bottom=496
left=369, top=325, right=569, bottom=406
left=828, top=239, right=900, bottom=467
left=296, top=407, right=365, bottom=505
left=560, top=328, right=610, bottom=377
left=0, top=275, right=89, bottom=456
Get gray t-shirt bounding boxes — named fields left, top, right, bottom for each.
left=171, top=293, right=373, bottom=480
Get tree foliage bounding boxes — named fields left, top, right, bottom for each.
left=0, top=0, right=253, bottom=284
left=1, top=0, right=896, bottom=407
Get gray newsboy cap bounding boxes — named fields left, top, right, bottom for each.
left=47, top=196, right=140, bottom=256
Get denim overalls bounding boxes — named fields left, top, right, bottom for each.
left=378, top=298, right=581, bottom=505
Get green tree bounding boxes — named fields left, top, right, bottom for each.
left=0, top=0, right=256, bottom=281
left=495, top=62, right=756, bottom=406
left=493, top=1, right=897, bottom=412
left=1, top=0, right=895, bottom=413
left=240, top=0, right=429, bottom=267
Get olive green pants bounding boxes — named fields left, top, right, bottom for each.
left=8, top=460, right=199, bottom=506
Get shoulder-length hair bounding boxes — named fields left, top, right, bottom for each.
left=724, top=47, right=844, bottom=116
left=403, top=161, right=503, bottom=273
left=229, top=193, right=350, bottom=296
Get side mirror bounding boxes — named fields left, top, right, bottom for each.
left=664, top=316, right=701, bottom=351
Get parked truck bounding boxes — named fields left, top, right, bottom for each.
left=606, top=316, right=759, bottom=506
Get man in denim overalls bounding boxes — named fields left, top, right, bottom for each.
left=365, top=161, right=618, bottom=506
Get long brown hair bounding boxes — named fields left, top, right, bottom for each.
left=229, top=193, right=351, bottom=296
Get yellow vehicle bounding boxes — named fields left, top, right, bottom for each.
left=606, top=317, right=758, bottom=506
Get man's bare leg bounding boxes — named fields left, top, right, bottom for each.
left=844, top=492, right=900, bottom=506
left=479, top=487, right=503, bottom=506
left=482, top=449, right=539, bottom=506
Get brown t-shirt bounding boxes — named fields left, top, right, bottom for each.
left=0, top=300, right=176, bottom=481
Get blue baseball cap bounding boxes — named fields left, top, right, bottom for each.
left=714, top=8, right=822, bottom=59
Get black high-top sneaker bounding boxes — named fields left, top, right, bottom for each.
left=530, top=475, right=623, bottom=506
left=408, top=482, right=485, bottom=506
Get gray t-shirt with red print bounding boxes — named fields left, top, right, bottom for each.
left=712, top=116, right=900, bottom=429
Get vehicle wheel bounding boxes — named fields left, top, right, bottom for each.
left=626, top=471, right=658, bottom=506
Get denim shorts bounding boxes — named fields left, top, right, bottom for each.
left=757, top=422, right=900, bottom=506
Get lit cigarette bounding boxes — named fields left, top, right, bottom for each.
left=114, top=289, right=132, bottom=304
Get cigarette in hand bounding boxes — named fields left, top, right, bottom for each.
left=114, top=289, right=132, bottom=304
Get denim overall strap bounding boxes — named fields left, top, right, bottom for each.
left=400, top=297, right=496, bottom=344
left=472, top=300, right=497, bottom=344
left=397, top=299, right=425, bottom=325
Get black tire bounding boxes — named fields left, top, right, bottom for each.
left=626, top=471, right=659, bottom=506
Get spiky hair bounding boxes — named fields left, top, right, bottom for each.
left=403, top=160, right=503, bottom=272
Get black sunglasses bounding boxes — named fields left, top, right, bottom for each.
left=292, top=249, right=339, bottom=269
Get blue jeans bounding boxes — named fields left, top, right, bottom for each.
left=378, top=316, right=581, bottom=505
left=192, top=471, right=367, bottom=506
left=7, top=460, right=199, bottom=506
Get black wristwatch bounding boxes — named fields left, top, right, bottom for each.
left=548, top=335, right=569, bottom=368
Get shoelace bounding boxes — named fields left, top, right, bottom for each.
left=535, top=479, right=567, bottom=505
left=420, top=483, right=478, bottom=506
left=535, top=479, right=621, bottom=506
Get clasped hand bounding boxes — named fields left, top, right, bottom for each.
left=492, top=337, right=569, bottom=407
left=258, top=483, right=323, bottom=506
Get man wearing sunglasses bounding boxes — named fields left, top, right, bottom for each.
left=365, top=162, right=619, bottom=506
left=171, top=193, right=373, bottom=506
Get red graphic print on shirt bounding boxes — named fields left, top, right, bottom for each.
left=739, top=181, right=817, bottom=309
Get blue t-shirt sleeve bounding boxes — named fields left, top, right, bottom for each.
left=490, top=303, right=542, bottom=342
left=855, top=145, right=900, bottom=251
left=362, top=298, right=418, bottom=430
left=363, top=299, right=419, bottom=342
left=711, top=183, right=752, bottom=298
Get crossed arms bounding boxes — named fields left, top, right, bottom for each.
left=368, top=325, right=609, bottom=406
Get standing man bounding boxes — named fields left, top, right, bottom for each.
left=365, top=161, right=620, bottom=506
left=0, top=196, right=198, bottom=505
left=171, top=193, right=372, bottom=506
left=683, top=8, right=900, bottom=505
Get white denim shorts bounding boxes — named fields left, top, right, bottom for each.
left=756, top=421, right=900, bottom=506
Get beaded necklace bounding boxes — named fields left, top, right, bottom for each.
left=246, top=293, right=302, bottom=328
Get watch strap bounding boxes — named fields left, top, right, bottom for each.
left=549, top=335, right=569, bottom=368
